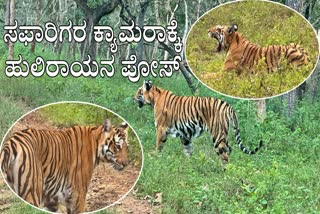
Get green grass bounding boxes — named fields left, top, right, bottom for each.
left=133, top=103, right=320, bottom=213
left=0, top=36, right=320, bottom=213
left=2, top=201, right=45, bottom=214
left=0, top=96, right=31, bottom=137
left=37, top=103, right=142, bottom=166
left=186, top=1, right=319, bottom=98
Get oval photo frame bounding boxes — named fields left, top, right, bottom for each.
left=186, top=0, right=319, bottom=99
left=0, top=101, right=143, bottom=213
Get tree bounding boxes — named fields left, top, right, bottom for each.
left=73, top=0, right=120, bottom=61
left=30, top=0, right=41, bottom=53
left=136, top=0, right=150, bottom=63
left=8, top=0, right=15, bottom=60
left=255, top=100, right=266, bottom=122
left=4, top=0, right=10, bottom=48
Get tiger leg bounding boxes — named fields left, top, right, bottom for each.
left=224, top=61, right=237, bottom=71
left=11, top=145, right=43, bottom=207
left=76, top=193, right=86, bottom=214
left=180, top=138, right=192, bottom=157
left=64, top=190, right=85, bottom=214
left=214, top=138, right=230, bottom=163
left=43, top=197, right=60, bottom=212
left=156, top=126, right=167, bottom=152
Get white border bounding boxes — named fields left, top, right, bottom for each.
left=0, top=101, right=144, bottom=214
left=185, top=0, right=320, bottom=101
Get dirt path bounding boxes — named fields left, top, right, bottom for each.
left=86, top=164, right=140, bottom=211
left=0, top=178, right=14, bottom=212
left=111, top=193, right=162, bottom=214
left=0, top=112, right=155, bottom=213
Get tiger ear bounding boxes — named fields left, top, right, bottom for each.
left=228, top=24, right=238, bottom=33
left=233, top=24, right=238, bottom=31
left=103, top=119, right=112, bottom=132
left=143, top=80, right=152, bottom=91
left=119, top=122, right=128, bottom=131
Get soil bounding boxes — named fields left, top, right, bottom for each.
left=0, top=112, right=157, bottom=213
left=111, top=193, right=162, bottom=214
left=86, top=164, right=140, bottom=211
left=0, top=178, right=14, bottom=212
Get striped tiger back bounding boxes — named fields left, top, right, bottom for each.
left=0, top=119, right=129, bottom=213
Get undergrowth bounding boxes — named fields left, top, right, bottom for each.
left=0, top=38, right=319, bottom=213
left=186, top=1, right=319, bottom=98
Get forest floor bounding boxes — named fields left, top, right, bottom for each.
left=0, top=110, right=157, bottom=213
left=0, top=178, right=13, bottom=212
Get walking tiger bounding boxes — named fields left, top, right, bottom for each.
left=134, top=81, right=262, bottom=164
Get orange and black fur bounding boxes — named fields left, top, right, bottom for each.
left=208, top=24, right=308, bottom=72
left=0, top=119, right=129, bottom=213
left=134, top=81, right=262, bottom=163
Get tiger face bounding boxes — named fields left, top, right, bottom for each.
left=208, top=24, right=238, bottom=52
left=98, top=119, right=129, bottom=170
left=134, top=80, right=154, bottom=108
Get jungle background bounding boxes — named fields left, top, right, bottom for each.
left=0, top=0, right=319, bottom=213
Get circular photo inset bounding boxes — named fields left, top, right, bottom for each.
left=186, top=0, right=319, bottom=99
left=0, top=102, right=143, bottom=213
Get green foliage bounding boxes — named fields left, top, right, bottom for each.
left=186, top=1, right=319, bottom=98
left=38, top=103, right=121, bottom=127
left=2, top=199, right=45, bottom=214
left=0, top=97, right=30, bottom=138
left=1, top=0, right=320, bottom=213
left=2, top=53, right=320, bottom=214
left=1, top=58, right=320, bottom=212
left=134, top=96, right=320, bottom=213
left=37, top=102, right=142, bottom=166
left=0, top=22, right=320, bottom=214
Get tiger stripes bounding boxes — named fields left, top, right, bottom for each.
left=207, top=24, right=308, bottom=72
left=0, top=119, right=129, bottom=213
left=134, top=80, right=262, bottom=164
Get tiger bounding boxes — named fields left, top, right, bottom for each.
left=0, top=119, right=129, bottom=213
left=134, top=80, right=262, bottom=164
left=207, top=24, right=308, bottom=72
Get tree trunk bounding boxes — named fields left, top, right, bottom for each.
left=8, top=0, right=15, bottom=60
left=160, top=42, right=196, bottom=93
left=284, top=90, right=296, bottom=117
left=181, top=0, right=188, bottom=59
left=4, top=0, right=10, bottom=48
left=306, top=63, right=319, bottom=102
left=296, top=82, right=306, bottom=101
left=151, top=0, right=160, bottom=59
left=136, top=1, right=149, bottom=63
left=282, top=0, right=301, bottom=116
left=30, top=0, right=41, bottom=53
left=285, top=0, right=301, bottom=12
left=74, top=0, right=120, bottom=61
left=84, top=15, right=97, bottom=61
left=255, top=100, right=266, bottom=122
left=196, top=0, right=201, bottom=19
left=163, top=2, right=179, bottom=60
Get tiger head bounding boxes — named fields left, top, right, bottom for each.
left=98, top=119, right=129, bottom=170
left=207, top=24, right=238, bottom=52
left=134, top=80, right=155, bottom=108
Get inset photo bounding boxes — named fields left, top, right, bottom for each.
left=186, top=0, right=319, bottom=99
left=0, top=102, right=143, bottom=213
